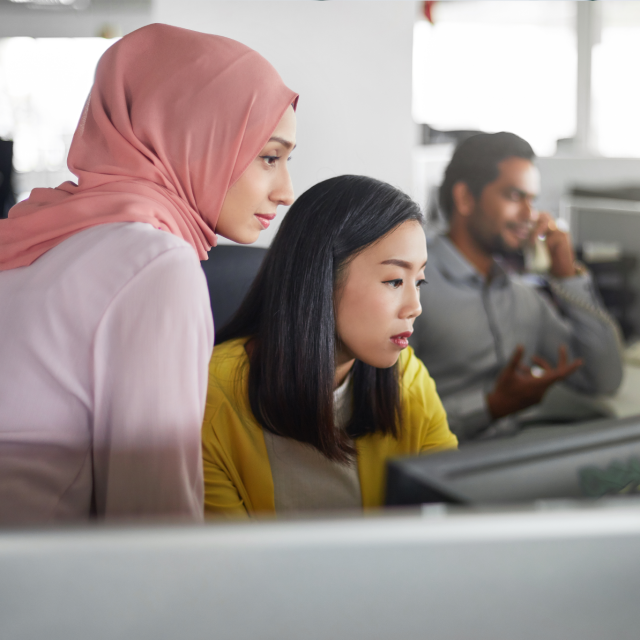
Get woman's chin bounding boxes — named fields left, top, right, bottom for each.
left=216, top=227, right=261, bottom=245
left=358, top=350, right=402, bottom=370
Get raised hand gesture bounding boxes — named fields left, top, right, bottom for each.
left=487, top=344, right=583, bottom=420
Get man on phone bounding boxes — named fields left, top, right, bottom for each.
left=412, top=132, right=623, bottom=441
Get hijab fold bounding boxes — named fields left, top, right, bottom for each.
left=0, top=24, right=298, bottom=270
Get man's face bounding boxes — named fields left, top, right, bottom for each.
left=466, top=157, right=540, bottom=255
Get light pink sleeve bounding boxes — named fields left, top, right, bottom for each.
left=92, top=245, right=214, bottom=521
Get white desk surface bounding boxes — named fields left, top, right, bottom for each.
left=592, top=362, right=640, bottom=418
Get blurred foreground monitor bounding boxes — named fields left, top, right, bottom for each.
left=3, top=499, right=640, bottom=640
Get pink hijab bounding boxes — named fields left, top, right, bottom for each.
left=0, top=24, right=298, bottom=270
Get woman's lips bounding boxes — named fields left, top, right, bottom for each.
left=390, top=331, right=412, bottom=349
left=255, top=213, right=276, bottom=230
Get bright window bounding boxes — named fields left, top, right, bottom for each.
left=0, top=37, right=116, bottom=179
left=592, top=3, right=640, bottom=157
left=413, top=1, right=576, bottom=157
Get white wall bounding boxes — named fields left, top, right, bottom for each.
left=154, top=0, right=417, bottom=247
left=0, top=3, right=151, bottom=38
left=536, top=157, right=640, bottom=214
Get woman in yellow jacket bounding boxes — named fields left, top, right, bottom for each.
left=202, top=175, right=458, bottom=517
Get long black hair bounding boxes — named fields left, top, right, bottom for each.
left=216, top=175, right=424, bottom=462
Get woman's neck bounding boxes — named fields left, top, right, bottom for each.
left=334, top=347, right=355, bottom=390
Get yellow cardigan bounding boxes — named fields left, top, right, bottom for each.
left=202, top=338, right=458, bottom=517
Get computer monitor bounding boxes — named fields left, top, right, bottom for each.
left=561, top=193, right=640, bottom=335
left=386, top=416, right=640, bottom=506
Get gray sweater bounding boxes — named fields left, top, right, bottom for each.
left=411, top=235, right=623, bottom=441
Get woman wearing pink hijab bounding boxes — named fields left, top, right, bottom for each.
left=0, top=24, right=298, bottom=523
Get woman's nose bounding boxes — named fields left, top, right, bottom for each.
left=403, top=284, right=422, bottom=320
left=272, top=165, right=294, bottom=207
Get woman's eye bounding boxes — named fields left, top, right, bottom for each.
left=416, top=279, right=427, bottom=289
left=384, top=279, right=403, bottom=289
left=260, top=155, right=279, bottom=167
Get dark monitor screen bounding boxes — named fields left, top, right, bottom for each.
left=386, top=416, right=640, bottom=506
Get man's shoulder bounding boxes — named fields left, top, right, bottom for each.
left=426, top=233, right=447, bottom=253
left=424, top=234, right=450, bottom=271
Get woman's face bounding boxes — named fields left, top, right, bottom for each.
left=216, top=105, right=297, bottom=244
left=334, top=220, right=427, bottom=369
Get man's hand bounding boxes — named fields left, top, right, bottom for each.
left=532, top=212, right=576, bottom=278
left=486, top=345, right=583, bottom=420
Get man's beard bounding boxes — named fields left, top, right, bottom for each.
left=467, top=209, right=521, bottom=257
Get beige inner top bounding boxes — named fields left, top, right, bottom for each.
left=263, top=372, right=362, bottom=513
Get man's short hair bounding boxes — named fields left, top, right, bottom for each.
left=439, top=132, right=535, bottom=220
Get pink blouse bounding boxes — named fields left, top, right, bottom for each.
left=0, top=222, right=213, bottom=524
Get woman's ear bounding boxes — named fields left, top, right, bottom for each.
left=451, top=181, right=476, bottom=218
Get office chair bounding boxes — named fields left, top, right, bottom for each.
left=201, top=245, right=267, bottom=331
left=0, top=139, right=16, bottom=219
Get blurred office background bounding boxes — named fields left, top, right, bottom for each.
left=3, top=0, right=640, bottom=333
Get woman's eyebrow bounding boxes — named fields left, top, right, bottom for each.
left=380, top=259, right=409, bottom=268
left=268, top=136, right=296, bottom=151
left=380, top=259, right=428, bottom=269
